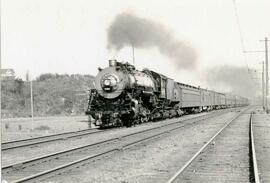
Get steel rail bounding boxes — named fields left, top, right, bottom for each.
left=3, top=110, right=226, bottom=171
left=166, top=107, right=251, bottom=183
left=250, top=112, right=260, bottom=183
left=1, top=110, right=226, bottom=151
left=2, top=128, right=103, bottom=151
left=3, top=108, right=234, bottom=183
left=2, top=108, right=238, bottom=151
left=11, top=121, right=204, bottom=183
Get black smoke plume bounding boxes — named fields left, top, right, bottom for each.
left=205, top=66, right=256, bottom=99
left=107, top=13, right=197, bottom=69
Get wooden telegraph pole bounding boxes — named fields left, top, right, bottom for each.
left=260, top=37, right=269, bottom=112
left=262, top=61, right=265, bottom=109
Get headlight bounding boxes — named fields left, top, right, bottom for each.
left=104, top=79, right=111, bottom=86
left=100, top=74, right=118, bottom=92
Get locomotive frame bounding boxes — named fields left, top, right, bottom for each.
left=86, top=60, right=248, bottom=128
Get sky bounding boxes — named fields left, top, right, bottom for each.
left=2, top=0, right=270, bottom=96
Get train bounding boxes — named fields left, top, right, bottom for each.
left=85, top=60, right=249, bottom=128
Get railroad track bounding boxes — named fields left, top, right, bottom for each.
left=166, top=107, right=260, bottom=183
left=2, top=108, right=238, bottom=183
left=1, top=128, right=104, bottom=151
left=250, top=112, right=260, bottom=183
left=1, top=108, right=237, bottom=151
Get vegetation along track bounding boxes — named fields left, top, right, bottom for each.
left=2, top=108, right=238, bottom=183
left=166, top=107, right=260, bottom=183
left=1, top=128, right=103, bottom=151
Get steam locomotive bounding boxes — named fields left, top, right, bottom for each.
left=85, top=60, right=248, bottom=128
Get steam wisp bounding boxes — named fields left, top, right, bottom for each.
left=205, top=66, right=255, bottom=99
left=107, top=13, right=197, bottom=69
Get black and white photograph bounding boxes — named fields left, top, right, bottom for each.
left=1, top=0, right=270, bottom=182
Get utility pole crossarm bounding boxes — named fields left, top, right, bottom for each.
left=244, top=51, right=265, bottom=53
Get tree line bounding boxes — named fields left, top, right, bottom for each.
left=1, top=74, right=94, bottom=118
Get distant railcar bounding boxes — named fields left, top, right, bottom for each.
left=86, top=60, right=249, bottom=128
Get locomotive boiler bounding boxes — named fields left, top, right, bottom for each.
left=86, top=60, right=183, bottom=127
left=86, top=60, right=249, bottom=128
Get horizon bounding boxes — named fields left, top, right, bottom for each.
left=3, top=0, right=270, bottom=98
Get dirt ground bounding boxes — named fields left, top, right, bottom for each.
left=1, top=116, right=91, bottom=142
left=41, top=111, right=238, bottom=183
left=253, top=112, right=270, bottom=182
left=2, top=112, right=210, bottom=166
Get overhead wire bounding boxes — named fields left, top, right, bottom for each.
left=232, top=0, right=259, bottom=85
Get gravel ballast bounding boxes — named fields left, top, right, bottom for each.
left=2, top=111, right=217, bottom=166
left=41, top=111, right=239, bottom=183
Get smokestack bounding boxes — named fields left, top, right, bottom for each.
left=132, top=43, right=135, bottom=65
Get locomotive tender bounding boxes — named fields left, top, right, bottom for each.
left=86, top=60, right=248, bottom=127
